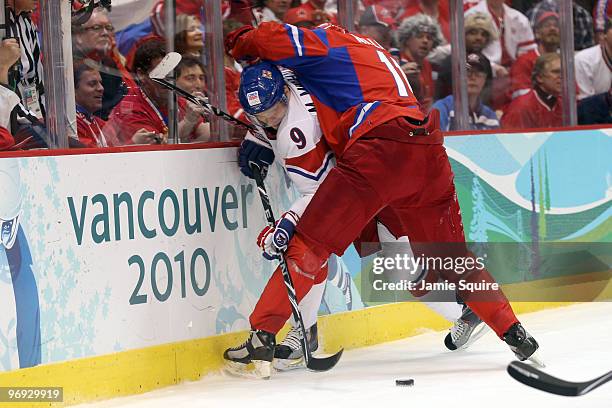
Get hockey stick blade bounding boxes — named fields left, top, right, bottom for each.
left=149, top=52, right=182, bottom=79
left=507, top=361, right=612, bottom=396
left=306, top=348, right=344, bottom=372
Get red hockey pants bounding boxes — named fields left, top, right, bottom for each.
left=250, top=119, right=518, bottom=338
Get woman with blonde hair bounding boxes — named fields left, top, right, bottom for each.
left=175, top=14, right=205, bottom=57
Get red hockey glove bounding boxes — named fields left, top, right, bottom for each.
left=256, top=211, right=298, bottom=261
left=224, top=25, right=255, bottom=58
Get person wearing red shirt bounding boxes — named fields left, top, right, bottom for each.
left=72, top=7, right=135, bottom=120
left=223, top=22, right=541, bottom=373
left=74, top=63, right=112, bottom=148
left=284, top=4, right=332, bottom=28
left=361, top=0, right=412, bottom=20
left=510, top=11, right=560, bottom=100
left=105, top=39, right=211, bottom=145
left=398, top=0, right=450, bottom=43
left=286, top=0, right=337, bottom=25
left=502, top=53, right=563, bottom=129
left=175, top=56, right=207, bottom=96
left=252, top=0, right=293, bottom=23
left=223, top=19, right=252, bottom=140
left=397, top=14, right=443, bottom=113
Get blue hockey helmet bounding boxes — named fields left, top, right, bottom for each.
left=238, top=61, right=285, bottom=115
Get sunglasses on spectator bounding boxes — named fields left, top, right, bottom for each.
left=81, top=24, right=115, bottom=33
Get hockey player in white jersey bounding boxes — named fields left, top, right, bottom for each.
left=224, top=62, right=485, bottom=374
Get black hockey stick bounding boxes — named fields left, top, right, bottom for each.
left=150, top=77, right=256, bottom=131
left=149, top=52, right=256, bottom=131
left=251, top=164, right=343, bottom=372
left=507, top=361, right=612, bottom=396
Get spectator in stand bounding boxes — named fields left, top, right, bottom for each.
left=222, top=0, right=257, bottom=25
left=358, top=5, right=396, bottom=50
left=0, top=38, right=21, bottom=150
left=360, top=0, right=405, bottom=19
left=594, top=0, right=612, bottom=43
left=73, top=62, right=113, bottom=148
left=72, top=7, right=135, bottom=120
left=508, top=0, right=541, bottom=14
left=396, top=13, right=444, bottom=113
left=286, top=0, right=337, bottom=24
left=510, top=11, right=560, bottom=100
left=398, top=0, right=450, bottom=43
left=465, top=0, right=536, bottom=69
left=578, top=90, right=611, bottom=124
left=433, top=52, right=499, bottom=131
left=526, top=0, right=595, bottom=51
left=150, top=0, right=253, bottom=35
left=223, top=18, right=249, bottom=139
left=150, top=0, right=201, bottom=38
left=174, top=14, right=205, bottom=57
left=284, top=4, right=331, bottom=28
left=174, top=57, right=215, bottom=141
left=465, top=0, right=536, bottom=110
left=502, top=53, right=563, bottom=129
left=252, top=0, right=293, bottom=23
left=138, top=1, right=250, bottom=69
left=176, top=56, right=207, bottom=95
left=105, top=38, right=211, bottom=145
left=435, top=11, right=498, bottom=100
left=6, top=0, right=45, bottom=124
left=575, top=18, right=612, bottom=100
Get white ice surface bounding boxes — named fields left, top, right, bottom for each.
left=77, top=303, right=612, bottom=408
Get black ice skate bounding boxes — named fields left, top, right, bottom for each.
left=273, top=323, right=319, bottom=371
left=503, top=322, right=544, bottom=366
left=444, top=305, right=488, bottom=351
left=223, top=330, right=276, bottom=379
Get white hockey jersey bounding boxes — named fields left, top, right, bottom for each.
left=245, top=70, right=335, bottom=222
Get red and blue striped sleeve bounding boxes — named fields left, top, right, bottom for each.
left=232, top=22, right=329, bottom=68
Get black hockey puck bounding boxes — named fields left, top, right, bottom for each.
left=395, top=379, right=414, bottom=386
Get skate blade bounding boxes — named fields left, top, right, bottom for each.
left=457, top=323, right=490, bottom=351
left=273, top=357, right=305, bottom=371
left=223, top=360, right=272, bottom=379
left=526, top=351, right=546, bottom=368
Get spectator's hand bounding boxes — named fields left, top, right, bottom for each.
left=492, top=64, right=509, bottom=78
left=401, top=62, right=420, bottom=77
left=0, top=38, right=21, bottom=70
left=132, top=128, right=165, bottom=145
left=185, top=92, right=211, bottom=122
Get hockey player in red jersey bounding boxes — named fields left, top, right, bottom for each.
left=224, top=62, right=487, bottom=375
left=224, top=22, right=540, bottom=374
